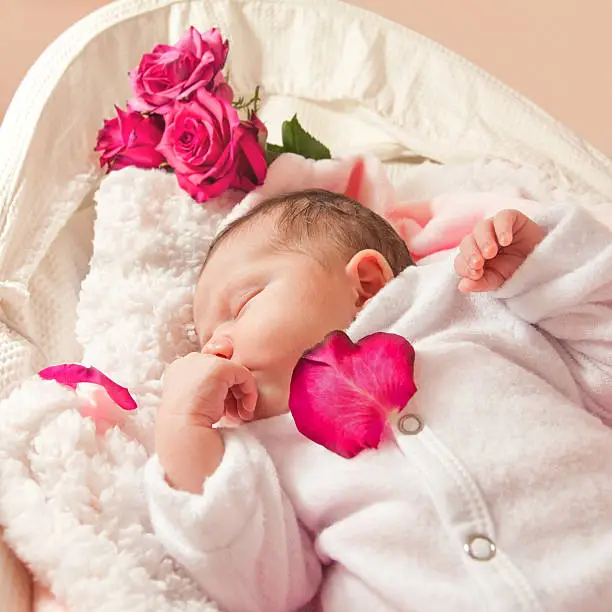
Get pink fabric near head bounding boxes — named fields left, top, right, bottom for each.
left=219, top=153, right=396, bottom=231
left=221, top=153, right=545, bottom=262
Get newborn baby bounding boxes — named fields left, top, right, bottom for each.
left=146, top=189, right=612, bottom=612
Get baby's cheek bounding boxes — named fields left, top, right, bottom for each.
left=268, top=320, right=320, bottom=365
left=242, top=291, right=334, bottom=365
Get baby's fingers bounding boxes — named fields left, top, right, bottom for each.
left=458, top=267, right=506, bottom=293
left=492, top=210, right=518, bottom=247
left=456, top=235, right=485, bottom=281
left=232, top=385, right=258, bottom=421
left=231, top=368, right=258, bottom=421
left=472, top=219, right=499, bottom=260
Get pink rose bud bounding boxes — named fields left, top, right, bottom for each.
left=246, top=112, right=268, bottom=148
left=289, top=331, right=417, bottom=459
left=229, top=120, right=268, bottom=192
left=95, top=107, right=166, bottom=172
left=211, top=72, right=234, bottom=103
left=157, top=89, right=267, bottom=203
left=129, top=27, right=229, bottom=115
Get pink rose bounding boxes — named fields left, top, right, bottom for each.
left=157, top=89, right=267, bottom=203
left=95, top=107, right=165, bottom=172
left=129, top=27, right=229, bottom=114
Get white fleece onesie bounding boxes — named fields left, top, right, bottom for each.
left=146, top=204, right=612, bottom=612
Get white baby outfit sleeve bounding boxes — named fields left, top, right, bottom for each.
left=144, top=428, right=322, bottom=612
left=494, top=204, right=612, bottom=424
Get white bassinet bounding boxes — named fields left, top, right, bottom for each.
left=1, top=0, right=612, bottom=609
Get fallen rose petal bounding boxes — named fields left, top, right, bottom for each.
left=289, top=331, right=417, bottom=459
left=39, top=364, right=137, bottom=411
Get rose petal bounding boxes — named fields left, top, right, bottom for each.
left=289, top=331, right=417, bottom=458
left=39, top=364, right=137, bottom=411
left=176, top=168, right=236, bottom=203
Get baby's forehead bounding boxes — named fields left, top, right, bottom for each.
left=214, top=217, right=277, bottom=260
left=198, top=221, right=276, bottom=284
left=198, top=205, right=341, bottom=291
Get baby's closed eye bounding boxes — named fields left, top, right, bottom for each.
left=232, top=288, right=264, bottom=319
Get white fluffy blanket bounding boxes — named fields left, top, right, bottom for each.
left=0, top=160, right=606, bottom=611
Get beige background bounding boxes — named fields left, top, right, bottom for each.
left=1, top=0, right=611, bottom=157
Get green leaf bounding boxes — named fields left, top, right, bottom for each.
left=266, top=142, right=285, bottom=155
left=281, top=115, right=331, bottom=160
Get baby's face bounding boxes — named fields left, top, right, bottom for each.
left=194, top=216, right=360, bottom=419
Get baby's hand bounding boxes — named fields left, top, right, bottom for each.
left=155, top=353, right=258, bottom=492
left=454, top=209, right=546, bottom=292
left=159, top=352, right=258, bottom=427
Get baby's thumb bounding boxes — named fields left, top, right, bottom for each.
left=460, top=265, right=509, bottom=292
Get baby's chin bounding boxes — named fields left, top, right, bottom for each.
left=253, top=379, right=291, bottom=421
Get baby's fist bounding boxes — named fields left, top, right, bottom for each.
left=454, top=209, right=545, bottom=292
left=155, top=353, right=257, bottom=492
left=159, top=352, right=257, bottom=428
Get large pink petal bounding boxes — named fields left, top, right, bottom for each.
left=39, top=364, right=137, bottom=411
left=289, top=331, right=417, bottom=458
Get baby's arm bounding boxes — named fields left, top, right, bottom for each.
left=146, top=429, right=321, bottom=612
left=148, top=353, right=322, bottom=612
left=0, top=531, right=32, bottom=612
left=460, top=205, right=612, bottom=422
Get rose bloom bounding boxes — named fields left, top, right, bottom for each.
left=95, top=107, right=165, bottom=172
left=129, top=27, right=229, bottom=114
left=157, top=89, right=267, bottom=203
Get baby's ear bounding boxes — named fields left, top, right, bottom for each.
left=345, top=249, right=393, bottom=307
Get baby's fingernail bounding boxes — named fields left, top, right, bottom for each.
left=499, top=233, right=510, bottom=245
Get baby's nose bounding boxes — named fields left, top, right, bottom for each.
left=201, top=336, right=234, bottom=359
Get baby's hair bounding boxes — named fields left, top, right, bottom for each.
left=204, top=189, right=414, bottom=275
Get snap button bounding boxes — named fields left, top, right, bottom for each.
left=397, top=413, right=423, bottom=435
left=464, top=535, right=497, bottom=561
